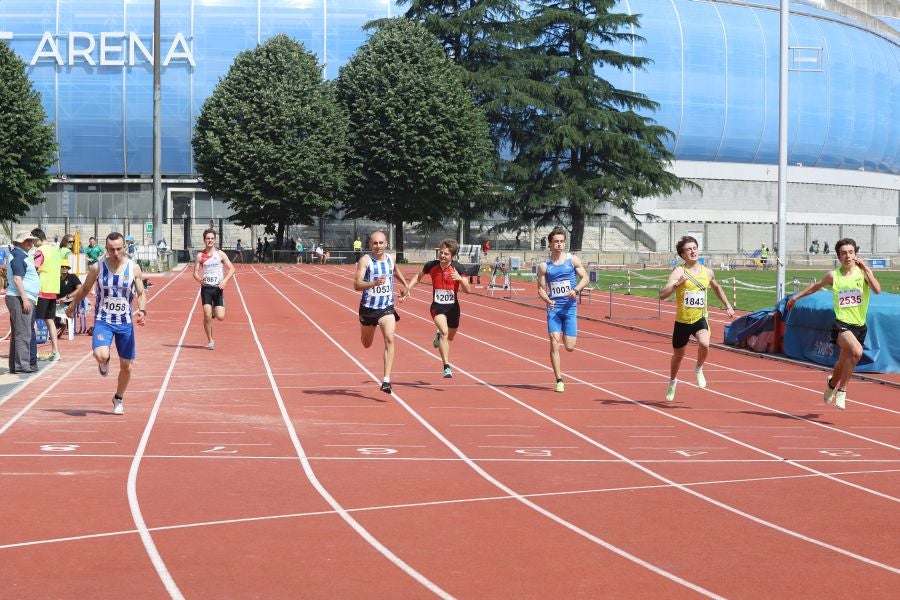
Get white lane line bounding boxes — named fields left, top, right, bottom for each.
left=239, top=269, right=454, bottom=599
left=268, top=270, right=724, bottom=598
left=301, top=269, right=900, bottom=573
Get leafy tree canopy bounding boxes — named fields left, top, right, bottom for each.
left=193, top=35, right=347, bottom=243
left=0, top=42, right=56, bottom=223
left=336, top=19, right=493, bottom=254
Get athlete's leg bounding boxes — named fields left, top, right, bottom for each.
left=360, top=324, right=377, bottom=348
left=834, top=330, right=863, bottom=391
left=213, top=305, right=226, bottom=321
left=202, top=303, right=214, bottom=343
left=116, top=357, right=133, bottom=398
left=669, top=346, right=686, bottom=380
left=378, top=313, right=397, bottom=379
left=549, top=331, right=563, bottom=380
left=93, top=345, right=111, bottom=368
left=434, top=313, right=450, bottom=366
left=694, top=328, right=711, bottom=368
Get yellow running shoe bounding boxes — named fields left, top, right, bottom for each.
left=555, top=380, right=565, bottom=393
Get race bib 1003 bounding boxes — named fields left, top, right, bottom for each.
left=549, top=281, right=572, bottom=298
left=683, top=290, right=706, bottom=308
left=101, top=296, right=130, bottom=315
left=837, top=289, right=863, bottom=307
left=434, top=289, right=456, bottom=304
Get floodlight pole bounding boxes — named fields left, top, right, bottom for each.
left=152, top=0, right=163, bottom=247
left=775, top=0, right=789, bottom=302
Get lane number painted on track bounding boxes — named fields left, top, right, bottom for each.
left=40, top=444, right=80, bottom=452
left=515, top=449, right=552, bottom=457
left=818, top=449, right=862, bottom=458
left=670, top=450, right=708, bottom=457
left=358, top=448, right=398, bottom=455
left=202, top=445, right=238, bottom=454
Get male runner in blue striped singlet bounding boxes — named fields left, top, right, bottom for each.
left=66, top=232, right=147, bottom=415
left=354, top=231, right=410, bottom=394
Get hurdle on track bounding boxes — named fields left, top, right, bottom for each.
left=607, top=284, right=662, bottom=320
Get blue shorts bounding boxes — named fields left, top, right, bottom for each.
left=547, top=299, right=578, bottom=338
left=92, top=320, right=137, bottom=360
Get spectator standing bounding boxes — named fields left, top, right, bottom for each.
left=234, top=239, right=244, bottom=263
left=255, top=239, right=263, bottom=262
left=263, top=238, right=271, bottom=262
left=353, top=236, right=363, bottom=262
left=296, top=239, right=304, bottom=263
left=6, top=232, right=40, bottom=374
left=125, top=236, right=136, bottom=259
left=823, top=241, right=830, bottom=255
left=59, top=234, right=75, bottom=262
left=85, top=237, right=103, bottom=267
left=31, top=228, right=63, bottom=361
left=481, top=239, right=490, bottom=261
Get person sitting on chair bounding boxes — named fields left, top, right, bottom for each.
left=56, top=258, right=83, bottom=334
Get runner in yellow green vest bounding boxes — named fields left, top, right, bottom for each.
left=787, top=238, right=881, bottom=410
left=660, top=236, right=735, bottom=402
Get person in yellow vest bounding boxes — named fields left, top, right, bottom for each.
left=31, top=228, right=63, bottom=361
left=786, top=238, right=881, bottom=410
left=659, top=236, right=735, bottom=402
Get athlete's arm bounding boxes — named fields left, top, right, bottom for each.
left=192, top=252, right=203, bottom=283
left=353, top=255, right=379, bottom=291
left=659, top=268, right=686, bottom=300
left=392, top=258, right=411, bottom=299
left=218, top=249, right=236, bottom=288
left=570, top=255, right=589, bottom=299
left=132, top=263, right=147, bottom=325
left=855, top=258, right=882, bottom=294
left=786, top=271, right=833, bottom=311
left=66, top=263, right=99, bottom=317
left=536, top=262, right=553, bottom=307
left=450, top=261, right=471, bottom=294
left=707, top=269, right=735, bottom=318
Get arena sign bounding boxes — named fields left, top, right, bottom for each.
left=1, top=31, right=195, bottom=67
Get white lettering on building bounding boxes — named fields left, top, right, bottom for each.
left=27, top=32, right=195, bottom=67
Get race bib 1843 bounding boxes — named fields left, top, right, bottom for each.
left=683, top=290, right=705, bottom=308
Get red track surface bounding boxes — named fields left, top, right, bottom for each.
left=1, top=263, right=898, bottom=598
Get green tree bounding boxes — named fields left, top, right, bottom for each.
left=193, top=35, right=347, bottom=247
left=336, top=19, right=493, bottom=260
left=400, top=0, right=535, bottom=240
left=509, top=0, right=697, bottom=250
left=0, top=42, right=56, bottom=223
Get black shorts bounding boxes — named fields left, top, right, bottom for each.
left=430, top=303, right=461, bottom=329
left=35, top=297, right=57, bottom=320
left=672, top=318, right=709, bottom=349
left=831, top=320, right=867, bottom=346
left=359, top=305, right=398, bottom=327
left=200, top=285, right=225, bottom=308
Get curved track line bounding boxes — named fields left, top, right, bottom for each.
left=256, top=267, right=725, bottom=598
left=125, top=292, right=200, bottom=600
left=286, top=268, right=900, bottom=573
left=234, top=274, right=454, bottom=600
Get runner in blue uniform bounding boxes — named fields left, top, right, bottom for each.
left=66, top=232, right=147, bottom=415
left=536, top=227, right=589, bottom=393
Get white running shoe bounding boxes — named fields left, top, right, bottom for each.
left=207, top=341, right=215, bottom=350
left=665, top=379, right=677, bottom=402
left=112, top=397, right=124, bottom=415
left=695, top=368, right=707, bottom=389
left=823, top=376, right=836, bottom=405
left=834, top=390, right=847, bottom=410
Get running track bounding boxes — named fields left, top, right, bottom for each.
left=1, top=263, right=897, bottom=598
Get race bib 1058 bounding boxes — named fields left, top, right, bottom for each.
left=102, top=296, right=130, bottom=315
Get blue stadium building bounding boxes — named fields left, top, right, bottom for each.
left=1, top=0, right=898, bottom=253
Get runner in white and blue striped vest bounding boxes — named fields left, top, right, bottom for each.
left=354, top=231, right=410, bottom=395
left=66, top=232, right=148, bottom=415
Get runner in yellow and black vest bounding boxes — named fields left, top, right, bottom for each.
left=787, top=238, right=881, bottom=410
left=660, top=236, right=735, bottom=402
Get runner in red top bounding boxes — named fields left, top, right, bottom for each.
left=408, top=238, right=471, bottom=378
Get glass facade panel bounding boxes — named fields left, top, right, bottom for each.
left=2, top=0, right=898, bottom=199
